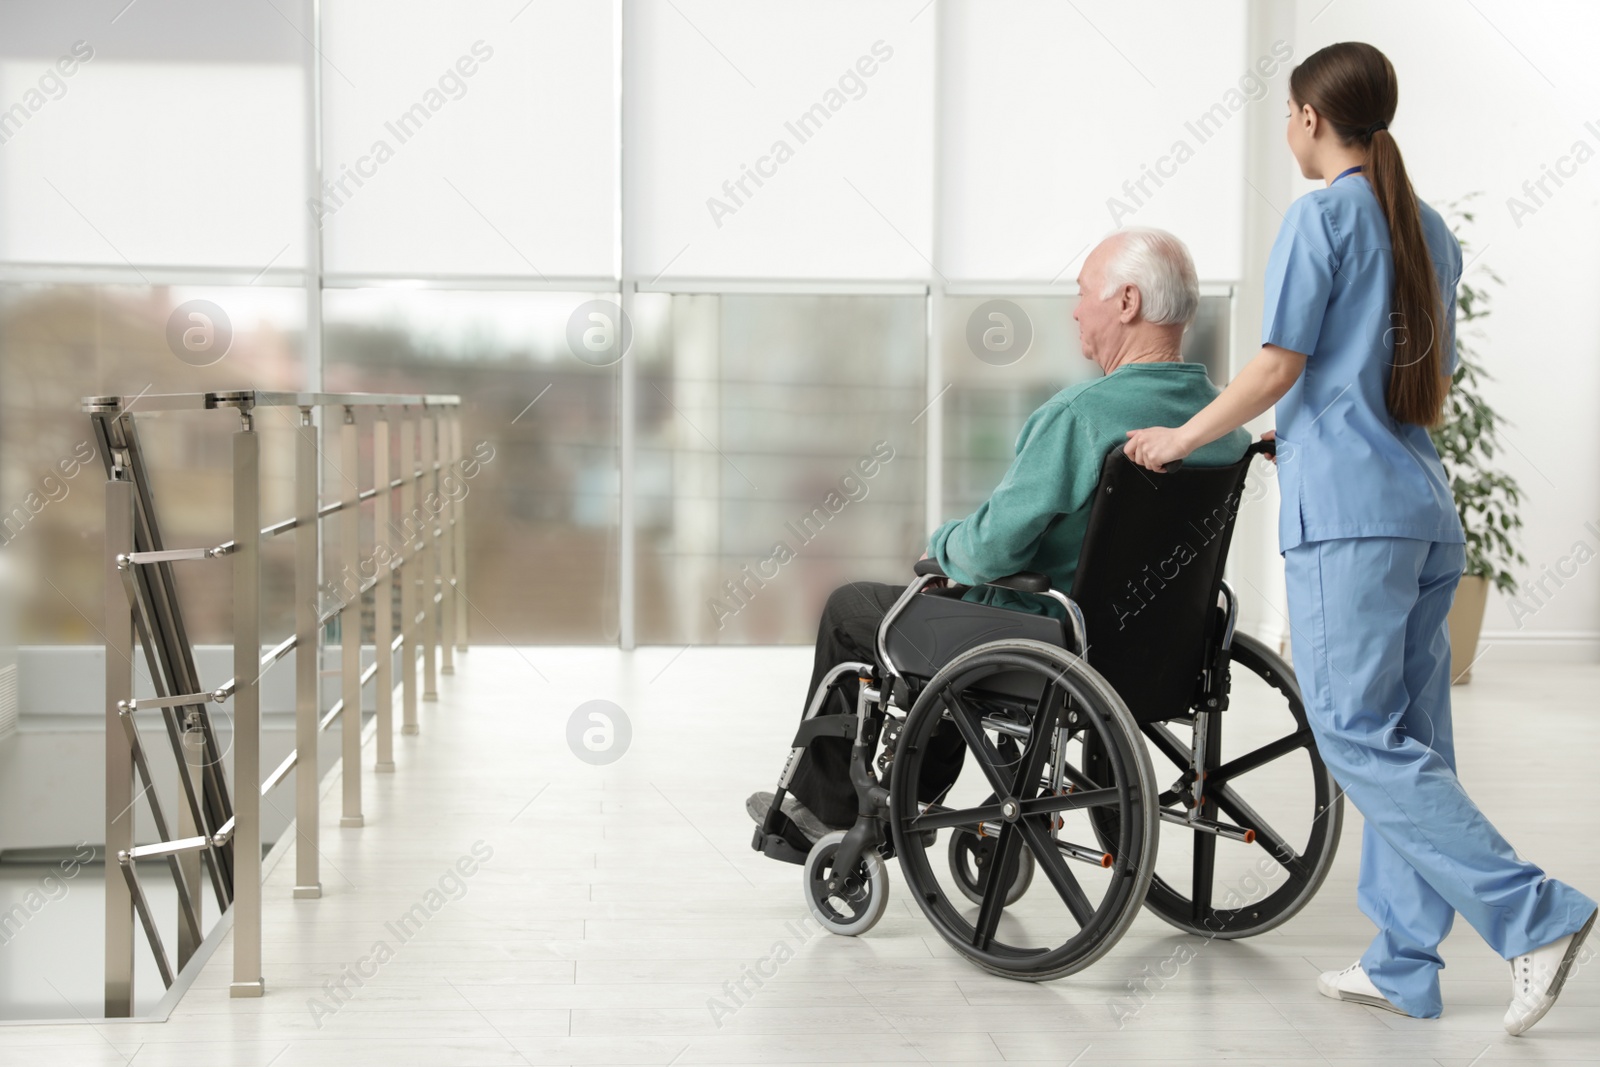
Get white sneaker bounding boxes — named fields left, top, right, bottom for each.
left=1504, top=907, right=1597, bottom=1036
left=1317, top=961, right=1411, bottom=1016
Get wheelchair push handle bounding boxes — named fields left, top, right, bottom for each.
left=1112, top=442, right=1182, bottom=474
left=1115, top=435, right=1275, bottom=474
left=1248, top=436, right=1277, bottom=459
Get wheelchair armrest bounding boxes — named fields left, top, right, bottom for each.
left=914, top=557, right=1049, bottom=594
left=985, top=571, right=1052, bottom=594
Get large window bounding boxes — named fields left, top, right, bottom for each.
left=323, top=289, right=620, bottom=643
left=0, top=3, right=306, bottom=270
left=1, top=1, right=1256, bottom=653
left=939, top=0, right=1251, bottom=282
left=624, top=0, right=936, bottom=281
left=321, top=1, right=616, bottom=280
left=0, top=283, right=307, bottom=644
left=636, top=292, right=926, bottom=643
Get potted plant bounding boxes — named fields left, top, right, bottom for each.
left=1431, top=196, right=1526, bottom=683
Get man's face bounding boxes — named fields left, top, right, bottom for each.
left=1073, top=238, right=1123, bottom=366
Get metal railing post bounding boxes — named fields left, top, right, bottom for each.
left=104, top=471, right=136, bottom=1018
left=439, top=412, right=457, bottom=677
left=177, top=727, right=205, bottom=967
left=452, top=411, right=469, bottom=652
left=293, top=407, right=322, bottom=897
left=374, top=409, right=395, bottom=772
left=230, top=410, right=264, bottom=998
left=339, top=406, right=363, bottom=828
left=421, top=409, right=439, bottom=702
left=399, top=412, right=419, bottom=735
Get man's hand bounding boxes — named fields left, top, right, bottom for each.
left=1259, top=429, right=1278, bottom=465
left=917, top=550, right=947, bottom=588
left=1124, top=425, right=1194, bottom=472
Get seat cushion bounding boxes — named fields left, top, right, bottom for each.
left=883, top=593, right=1068, bottom=701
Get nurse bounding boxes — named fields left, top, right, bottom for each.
left=1124, top=41, right=1595, bottom=1034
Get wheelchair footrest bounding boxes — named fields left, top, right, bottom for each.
left=752, top=826, right=809, bottom=865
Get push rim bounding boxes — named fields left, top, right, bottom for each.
left=889, top=640, right=1158, bottom=980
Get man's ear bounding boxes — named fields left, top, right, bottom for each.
left=1119, top=283, right=1142, bottom=324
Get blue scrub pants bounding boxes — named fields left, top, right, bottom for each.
left=1284, top=536, right=1596, bottom=1018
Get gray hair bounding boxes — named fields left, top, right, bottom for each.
left=1099, top=228, right=1200, bottom=326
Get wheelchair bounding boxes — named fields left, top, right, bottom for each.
left=752, top=440, right=1343, bottom=981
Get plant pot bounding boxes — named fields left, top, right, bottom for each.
left=1447, top=574, right=1490, bottom=684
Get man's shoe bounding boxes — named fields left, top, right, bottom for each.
left=746, top=791, right=831, bottom=844
left=1317, top=962, right=1411, bottom=1016
left=1504, top=907, right=1597, bottom=1036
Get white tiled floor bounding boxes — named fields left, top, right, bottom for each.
left=4, top=645, right=1598, bottom=1066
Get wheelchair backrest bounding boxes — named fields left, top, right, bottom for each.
left=1068, top=443, right=1262, bottom=724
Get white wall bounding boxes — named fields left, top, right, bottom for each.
left=1273, top=0, right=1600, bottom=658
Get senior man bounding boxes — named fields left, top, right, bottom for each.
left=748, top=227, right=1251, bottom=842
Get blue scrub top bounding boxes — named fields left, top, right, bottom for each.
left=1263, top=171, right=1466, bottom=552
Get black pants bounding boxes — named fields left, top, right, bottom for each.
left=785, top=581, right=966, bottom=829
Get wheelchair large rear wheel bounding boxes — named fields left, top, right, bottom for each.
left=889, top=639, right=1158, bottom=982
left=1085, top=632, right=1342, bottom=938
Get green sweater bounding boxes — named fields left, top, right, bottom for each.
left=930, top=361, right=1250, bottom=617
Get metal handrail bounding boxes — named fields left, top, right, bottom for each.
left=93, top=389, right=470, bottom=1015
left=83, top=390, right=463, bottom=414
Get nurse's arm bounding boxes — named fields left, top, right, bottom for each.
left=1124, top=345, right=1306, bottom=470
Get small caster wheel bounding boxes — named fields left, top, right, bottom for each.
left=948, top=825, right=1034, bottom=907
left=803, top=830, right=890, bottom=936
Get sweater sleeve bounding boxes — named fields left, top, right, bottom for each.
left=929, top=400, right=1101, bottom=585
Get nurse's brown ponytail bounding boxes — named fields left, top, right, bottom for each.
left=1290, top=42, right=1447, bottom=427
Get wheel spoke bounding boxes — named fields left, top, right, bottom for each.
left=971, top=824, right=1022, bottom=949
left=944, top=689, right=1014, bottom=797
left=1141, top=720, right=1192, bottom=771
left=909, top=802, right=1005, bottom=833
left=1058, top=759, right=1102, bottom=793
left=1209, top=729, right=1313, bottom=787
left=1017, top=817, right=1096, bottom=927
left=1212, top=782, right=1309, bottom=881
left=1007, top=681, right=1060, bottom=796
left=1017, top=787, right=1121, bottom=817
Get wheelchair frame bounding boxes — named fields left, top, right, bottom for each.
left=752, top=440, right=1342, bottom=979
left=753, top=579, right=1243, bottom=884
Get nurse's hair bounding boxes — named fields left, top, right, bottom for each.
left=1290, top=41, right=1447, bottom=427
left=1100, top=228, right=1199, bottom=327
